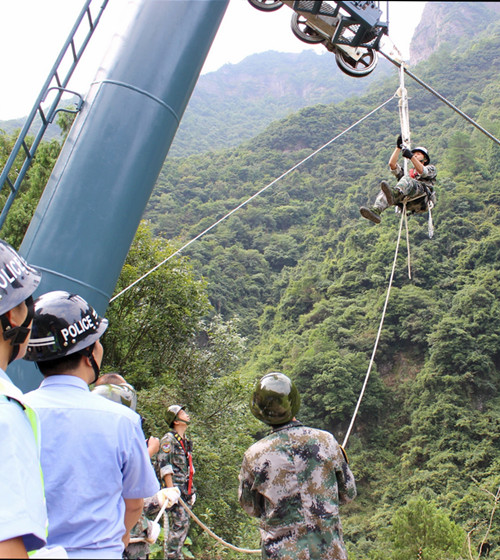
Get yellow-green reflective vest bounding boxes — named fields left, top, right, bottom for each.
left=0, top=377, right=48, bottom=552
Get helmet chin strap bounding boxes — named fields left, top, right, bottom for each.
left=82, top=343, right=100, bottom=384
left=1, top=296, right=34, bottom=364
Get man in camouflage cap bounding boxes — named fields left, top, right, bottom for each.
left=238, top=372, right=356, bottom=559
left=157, top=405, right=195, bottom=559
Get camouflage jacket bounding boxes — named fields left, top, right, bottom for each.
left=157, top=431, right=195, bottom=499
left=392, top=162, right=437, bottom=191
left=238, top=421, right=356, bottom=560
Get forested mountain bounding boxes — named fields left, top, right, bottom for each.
left=168, top=50, right=392, bottom=156
left=410, top=2, right=500, bottom=63
left=140, top=8, right=500, bottom=559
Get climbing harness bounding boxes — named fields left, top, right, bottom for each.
left=173, top=432, right=194, bottom=496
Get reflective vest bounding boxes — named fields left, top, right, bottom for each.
left=0, top=377, right=47, bottom=551
left=0, top=378, right=41, bottom=451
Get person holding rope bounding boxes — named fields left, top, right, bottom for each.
left=92, top=376, right=180, bottom=560
left=157, top=405, right=196, bottom=560
left=360, top=135, right=437, bottom=224
left=239, top=372, right=356, bottom=560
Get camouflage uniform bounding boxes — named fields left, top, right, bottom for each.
left=239, top=420, right=356, bottom=560
left=157, top=431, right=195, bottom=559
left=373, top=162, right=437, bottom=215
left=123, top=496, right=162, bottom=560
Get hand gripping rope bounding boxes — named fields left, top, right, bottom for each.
left=129, top=495, right=261, bottom=554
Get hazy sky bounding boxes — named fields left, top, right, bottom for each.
left=0, top=0, right=426, bottom=120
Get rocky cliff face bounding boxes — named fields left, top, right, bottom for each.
left=410, top=1, right=500, bottom=65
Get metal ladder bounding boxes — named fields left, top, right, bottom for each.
left=0, top=0, right=110, bottom=229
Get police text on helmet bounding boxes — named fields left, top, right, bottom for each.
left=61, top=313, right=98, bottom=343
left=0, top=256, right=32, bottom=290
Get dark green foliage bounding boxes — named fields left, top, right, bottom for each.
left=141, top=17, right=500, bottom=557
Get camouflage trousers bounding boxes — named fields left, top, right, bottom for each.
left=394, top=176, right=427, bottom=202
left=374, top=177, right=428, bottom=213
left=123, top=541, right=150, bottom=560
left=261, top=523, right=348, bottom=560
left=165, top=502, right=190, bottom=559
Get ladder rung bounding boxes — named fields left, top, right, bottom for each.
left=71, top=39, right=77, bottom=62
left=6, top=177, right=15, bottom=194
left=87, top=9, right=94, bottom=30
left=38, top=106, right=47, bottom=125
left=22, top=140, right=31, bottom=158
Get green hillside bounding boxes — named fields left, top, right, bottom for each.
left=142, top=17, right=500, bottom=559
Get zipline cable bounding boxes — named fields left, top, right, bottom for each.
left=110, top=95, right=396, bottom=303
left=380, top=50, right=500, bottom=147
left=342, top=208, right=405, bottom=449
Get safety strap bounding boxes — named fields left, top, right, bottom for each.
left=397, top=63, right=411, bottom=176
left=173, top=432, right=194, bottom=496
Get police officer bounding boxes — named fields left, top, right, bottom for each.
left=92, top=379, right=180, bottom=560
left=360, top=136, right=437, bottom=223
left=157, top=405, right=196, bottom=559
left=0, top=240, right=47, bottom=558
left=24, top=290, right=160, bottom=559
left=239, top=372, right=357, bottom=560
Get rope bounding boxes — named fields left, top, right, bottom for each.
left=403, top=201, right=411, bottom=279
left=109, top=95, right=396, bottom=303
left=397, top=67, right=413, bottom=278
left=342, top=209, right=405, bottom=448
left=397, top=62, right=411, bottom=176
left=178, top=497, right=261, bottom=555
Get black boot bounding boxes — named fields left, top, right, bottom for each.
left=380, top=181, right=394, bottom=206
left=360, top=206, right=382, bottom=224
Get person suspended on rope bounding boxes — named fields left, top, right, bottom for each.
left=360, top=135, right=437, bottom=224
left=157, top=405, right=196, bottom=560
left=238, top=372, right=356, bottom=560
